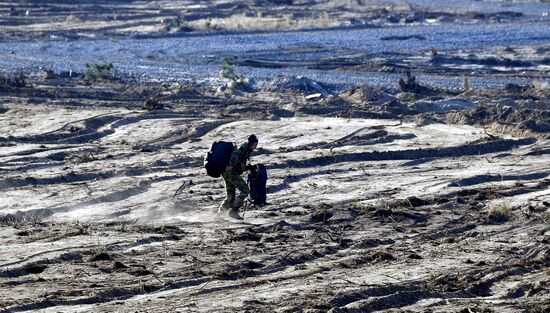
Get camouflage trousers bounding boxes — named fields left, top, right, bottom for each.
left=220, top=172, right=250, bottom=211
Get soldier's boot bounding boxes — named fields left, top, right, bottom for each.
left=228, top=192, right=248, bottom=220
left=218, top=195, right=235, bottom=213
left=228, top=207, right=243, bottom=220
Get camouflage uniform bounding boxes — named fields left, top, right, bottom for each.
left=219, top=142, right=251, bottom=211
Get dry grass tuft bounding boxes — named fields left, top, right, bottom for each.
left=487, top=202, right=512, bottom=222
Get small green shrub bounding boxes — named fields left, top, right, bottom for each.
left=220, top=56, right=249, bottom=89
left=221, top=56, right=240, bottom=81
left=164, top=15, right=193, bottom=32
left=84, top=62, right=114, bottom=81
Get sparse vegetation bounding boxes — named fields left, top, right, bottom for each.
left=0, top=213, right=45, bottom=228
left=349, top=201, right=368, bottom=211
left=220, top=56, right=248, bottom=89
left=86, top=243, right=111, bottom=262
left=487, top=202, right=512, bottom=222
left=163, top=15, right=193, bottom=33
left=42, top=69, right=55, bottom=79
left=0, top=73, right=26, bottom=89
left=203, top=17, right=223, bottom=30
left=398, top=70, right=437, bottom=95
left=143, top=94, right=163, bottom=111
left=84, top=61, right=115, bottom=81
left=463, top=76, right=471, bottom=91
left=2, top=2, right=550, bottom=312
left=220, top=56, right=240, bottom=81
left=205, top=18, right=214, bottom=29
left=69, top=151, right=98, bottom=164
left=533, top=79, right=549, bottom=91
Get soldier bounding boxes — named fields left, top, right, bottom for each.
left=219, top=134, right=259, bottom=219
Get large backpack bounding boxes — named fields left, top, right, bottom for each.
left=204, top=141, right=235, bottom=178
left=247, top=163, right=268, bottom=205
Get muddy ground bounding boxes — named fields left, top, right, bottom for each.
left=1, top=1, right=550, bottom=313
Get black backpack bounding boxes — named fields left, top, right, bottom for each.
left=204, top=141, right=235, bottom=178
left=247, top=164, right=268, bottom=205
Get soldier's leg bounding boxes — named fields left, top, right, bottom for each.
left=219, top=173, right=236, bottom=211
left=232, top=175, right=251, bottom=210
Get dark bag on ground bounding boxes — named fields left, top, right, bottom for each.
left=204, top=141, right=235, bottom=178
left=247, top=163, right=268, bottom=205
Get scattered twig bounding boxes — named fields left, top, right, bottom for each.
left=342, top=278, right=362, bottom=285
left=189, top=254, right=209, bottom=264
left=483, top=128, right=497, bottom=140
left=197, top=278, right=213, bottom=291
left=173, top=181, right=189, bottom=198
left=152, top=271, right=164, bottom=284
left=272, top=251, right=293, bottom=266
left=379, top=273, right=400, bottom=281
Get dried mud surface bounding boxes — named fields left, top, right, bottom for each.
left=1, top=1, right=550, bottom=313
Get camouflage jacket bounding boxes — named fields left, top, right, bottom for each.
left=228, top=142, right=251, bottom=174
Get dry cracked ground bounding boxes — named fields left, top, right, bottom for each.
left=0, top=76, right=549, bottom=313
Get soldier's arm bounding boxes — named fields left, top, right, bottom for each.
left=228, top=146, right=241, bottom=167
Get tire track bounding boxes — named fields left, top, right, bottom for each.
left=270, top=138, right=536, bottom=169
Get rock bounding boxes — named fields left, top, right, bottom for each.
left=396, top=92, right=417, bottom=102
left=404, top=12, right=425, bottom=23
left=267, top=114, right=281, bottom=121
left=504, top=83, right=527, bottom=93
left=340, top=84, right=384, bottom=103
left=408, top=101, right=437, bottom=113
left=305, top=93, right=322, bottom=100
left=496, top=97, right=517, bottom=108
left=372, top=93, right=397, bottom=106
left=434, top=98, right=477, bottom=111
left=265, top=76, right=329, bottom=96
left=410, top=98, right=476, bottom=113
left=270, top=109, right=294, bottom=118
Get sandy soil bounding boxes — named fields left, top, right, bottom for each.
left=1, top=1, right=549, bottom=313
left=1, top=75, right=549, bottom=312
